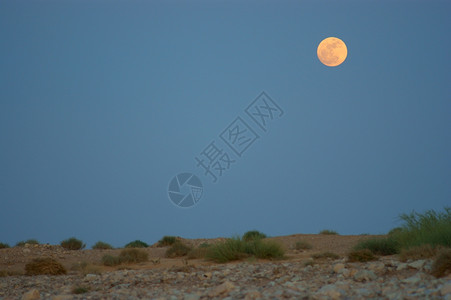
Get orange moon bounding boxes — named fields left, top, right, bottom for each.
left=317, top=37, right=347, bottom=67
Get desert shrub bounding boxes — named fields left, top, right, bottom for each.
left=353, top=237, right=399, bottom=256
left=431, top=248, right=451, bottom=278
left=242, top=230, right=267, bottom=241
left=119, top=249, right=148, bottom=263
left=319, top=229, right=339, bottom=235
left=348, top=249, right=377, bottom=262
left=388, top=227, right=404, bottom=236
left=124, top=240, right=148, bottom=248
left=399, top=244, right=438, bottom=262
left=206, top=237, right=284, bottom=263
left=0, top=242, right=10, bottom=249
left=207, top=237, right=248, bottom=263
left=72, top=286, right=89, bottom=294
left=158, top=236, right=178, bottom=246
left=187, top=247, right=209, bottom=259
left=295, top=241, right=313, bottom=250
left=199, top=242, right=211, bottom=248
left=165, top=241, right=192, bottom=258
left=60, top=237, right=85, bottom=250
left=312, top=252, right=340, bottom=260
left=92, top=241, right=113, bottom=250
left=101, top=255, right=122, bottom=267
left=392, top=207, right=451, bottom=248
left=251, top=240, right=284, bottom=259
left=16, top=239, right=39, bottom=247
left=25, top=258, right=67, bottom=275
left=187, top=243, right=211, bottom=259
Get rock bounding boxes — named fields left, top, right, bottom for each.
left=22, top=289, right=40, bottom=300
left=244, top=290, right=262, bottom=300
left=183, top=294, right=200, bottom=300
left=441, top=283, right=451, bottom=296
left=201, top=272, right=212, bottom=279
left=333, top=263, right=345, bottom=274
left=51, top=296, right=73, bottom=300
left=353, top=270, right=377, bottom=282
left=401, top=274, right=422, bottom=285
left=407, top=260, right=426, bottom=270
left=368, top=262, right=385, bottom=273
left=84, top=274, right=97, bottom=281
left=208, top=281, right=235, bottom=297
left=316, top=284, right=344, bottom=300
left=396, top=263, right=408, bottom=271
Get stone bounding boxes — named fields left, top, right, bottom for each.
left=183, top=294, right=200, bottom=300
left=396, top=263, right=408, bottom=271
left=22, top=289, right=40, bottom=300
left=353, top=270, right=377, bottom=282
left=441, top=283, right=451, bottom=296
left=208, top=281, right=235, bottom=297
left=401, top=274, right=422, bottom=285
left=51, top=296, right=73, bottom=300
left=244, top=290, right=262, bottom=300
left=368, top=262, right=385, bottom=273
left=85, top=274, right=97, bottom=281
left=407, top=260, right=426, bottom=270
left=316, top=284, right=344, bottom=300
left=333, top=263, right=345, bottom=274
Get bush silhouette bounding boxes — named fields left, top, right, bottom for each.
left=92, top=241, right=113, bottom=250
left=242, top=230, right=267, bottom=241
left=158, top=236, right=177, bottom=246
left=60, top=237, right=85, bottom=250
left=16, top=239, right=39, bottom=247
left=165, top=241, right=192, bottom=258
left=124, top=240, right=148, bottom=248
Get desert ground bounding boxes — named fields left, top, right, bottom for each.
left=0, top=234, right=450, bottom=299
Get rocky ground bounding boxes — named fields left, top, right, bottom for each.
left=1, top=234, right=450, bottom=299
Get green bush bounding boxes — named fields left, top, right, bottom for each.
left=319, top=229, right=339, bottom=235
left=392, top=207, right=451, bottom=248
left=0, top=242, right=10, bottom=249
left=353, top=237, right=399, bottom=256
left=158, top=236, right=178, bottom=246
left=92, top=241, right=113, bottom=250
left=101, top=255, right=122, bottom=267
left=206, top=236, right=284, bottom=263
left=295, top=241, right=313, bottom=250
left=165, top=241, right=192, bottom=258
left=60, top=237, right=86, bottom=250
left=348, top=249, right=377, bottom=262
left=16, top=239, right=39, bottom=247
left=242, top=230, right=267, bottom=241
left=119, top=249, right=148, bottom=263
left=124, top=240, right=148, bottom=248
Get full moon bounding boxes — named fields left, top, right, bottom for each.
left=317, top=37, right=348, bottom=67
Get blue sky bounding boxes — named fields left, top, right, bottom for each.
left=1, top=0, right=450, bottom=248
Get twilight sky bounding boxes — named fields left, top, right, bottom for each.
left=1, top=0, right=450, bottom=248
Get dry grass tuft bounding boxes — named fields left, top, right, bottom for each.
left=347, top=249, right=377, bottom=262
left=431, top=248, right=451, bottom=278
left=25, top=258, right=67, bottom=275
left=399, top=244, right=438, bottom=262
